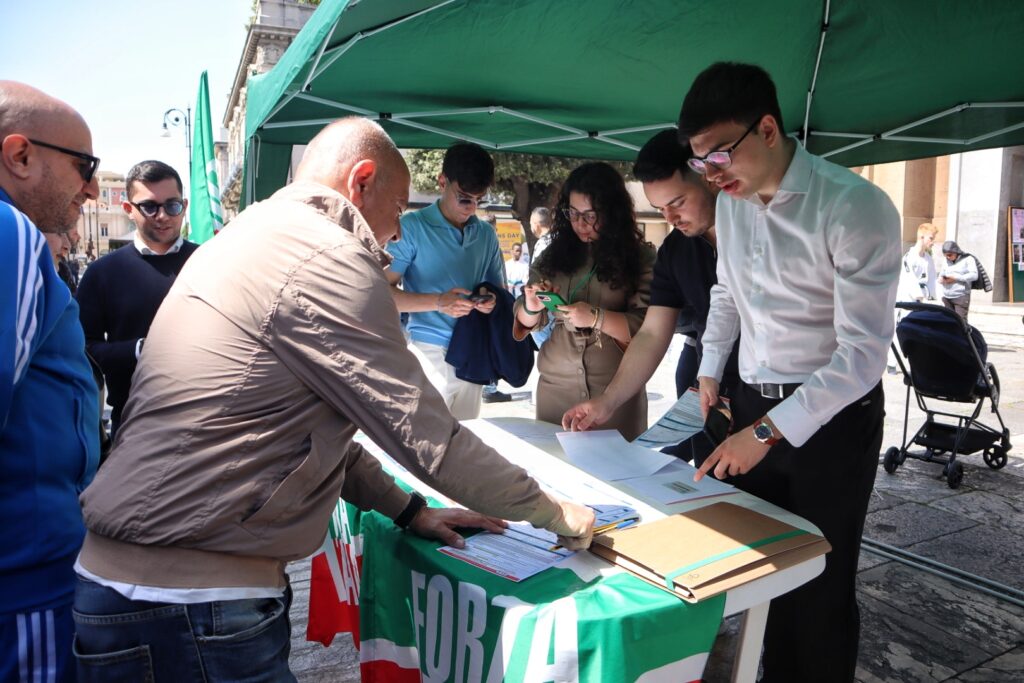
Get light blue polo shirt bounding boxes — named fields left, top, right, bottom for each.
left=387, top=201, right=506, bottom=347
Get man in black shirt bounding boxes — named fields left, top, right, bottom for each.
left=76, top=160, right=198, bottom=435
left=562, top=130, right=738, bottom=460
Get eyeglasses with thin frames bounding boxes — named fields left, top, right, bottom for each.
left=27, top=139, right=100, bottom=183
left=686, top=119, right=760, bottom=175
left=561, top=206, right=599, bottom=227
left=128, top=199, right=185, bottom=218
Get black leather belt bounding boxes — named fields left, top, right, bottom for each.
left=747, top=382, right=801, bottom=400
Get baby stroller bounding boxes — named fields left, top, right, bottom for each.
left=884, top=302, right=1012, bottom=489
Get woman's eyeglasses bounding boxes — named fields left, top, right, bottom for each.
left=686, top=119, right=759, bottom=175
left=28, top=139, right=100, bottom=183
left=562, top=207, right=599, bottom=227
left=129, top=199, right=185, bottom=218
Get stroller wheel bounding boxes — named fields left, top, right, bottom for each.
left=883, top=447, right=901, bottom=474
left=945, top=461, right=964, bottom=489
left=983, top=447, right=1008, bottom=470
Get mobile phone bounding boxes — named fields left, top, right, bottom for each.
left=535, top=291, right=567, bottom=312
left=703, top=401, right=733, bottom=447
left=467, top=293, right=495, bottom=304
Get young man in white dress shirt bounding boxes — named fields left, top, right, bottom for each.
left=679, top=62, right=901, bottom=682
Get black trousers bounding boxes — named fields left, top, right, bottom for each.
left=726, top=380, right=883, bottom=683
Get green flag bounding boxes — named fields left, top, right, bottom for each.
left=189, top=70, right=222, bottom=244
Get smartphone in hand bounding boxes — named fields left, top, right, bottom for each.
left=703, top=400, right=733, bottom=447
left=535, top=291, right=567, bottom=312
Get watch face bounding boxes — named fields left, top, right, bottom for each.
left=754, top=423, right=773, bottom=442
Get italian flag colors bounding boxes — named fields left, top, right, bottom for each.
left=308, top=498, right=725, bottom=682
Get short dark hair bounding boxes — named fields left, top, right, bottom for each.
left=633, top=129, right=702, bottom=183
left=125, top=160, right=183, bottom=200
left=441, top=142, right=494, bottom=195
left=677, top=62, right=785, bottom=139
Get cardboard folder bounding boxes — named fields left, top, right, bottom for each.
left=589, top=501, right=831, bottom=603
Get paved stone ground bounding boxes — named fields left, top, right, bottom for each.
left=288, top=302, right=1024, bottom=682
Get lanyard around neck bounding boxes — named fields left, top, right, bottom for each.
left=568, top=265, right=597, bottom=303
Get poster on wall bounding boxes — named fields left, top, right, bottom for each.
left=1012, top=206, right=1024, bottom=244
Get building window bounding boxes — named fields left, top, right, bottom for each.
left=100, top=224, right=108, bottom=237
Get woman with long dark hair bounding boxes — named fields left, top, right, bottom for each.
left=513, top=162, right=655, bottom=439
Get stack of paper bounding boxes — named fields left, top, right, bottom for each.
left=633, top=387, right=705, bottom=449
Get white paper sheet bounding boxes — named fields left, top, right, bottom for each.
left=555, top=430, right=676, bottom=481
left=633, top=387, right=705, bottom=448
left=617, top=468, right=736, bottom=507
left=436, top=504, right=639, bottom=582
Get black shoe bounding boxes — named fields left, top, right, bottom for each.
left=482, top=390, right=512, bottom=403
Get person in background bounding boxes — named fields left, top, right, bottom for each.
left=505, top=242, right=530, bottom=297
left=514, top=162, right=655, bottom=439
left=386, top=143, right=505, bottom=418
left=889, top=222, right=940, bottom=372
left=939, top=240, right=978, bottom=322
left=75, top=160, right=197, bottom=436
left=530, top=206, right=553, bottom=262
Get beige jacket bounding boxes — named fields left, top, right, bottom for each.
left=79, top=181, right=564, bottom=590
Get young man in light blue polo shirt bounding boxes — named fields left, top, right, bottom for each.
left=385, top=143, right=506, bottom=419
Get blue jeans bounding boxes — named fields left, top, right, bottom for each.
left=72, top=577, right=294, bottom=682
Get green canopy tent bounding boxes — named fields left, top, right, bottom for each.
left=243, top=0, right=1024, bottom=205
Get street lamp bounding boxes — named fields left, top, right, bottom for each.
left=161, top=106, right=192, bottom=176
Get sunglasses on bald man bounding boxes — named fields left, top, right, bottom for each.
left=28, top=138, right=100, bottom=183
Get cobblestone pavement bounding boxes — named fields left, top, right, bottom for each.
left=289, top=303, right=1024, bottom=682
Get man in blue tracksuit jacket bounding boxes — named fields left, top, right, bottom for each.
left=0, top=80, right=100, bottom=683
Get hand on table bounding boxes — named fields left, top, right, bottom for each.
left=438, top=288, right=475, bottom=317
left=408, top=507, right=507, bottom=549
left=562, top=396, right=615, bottom=433
left=545, top=499, right=596, bottom=551
left=694, top=425, right=771, bottom=482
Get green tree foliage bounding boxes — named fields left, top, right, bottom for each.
left=406, top=149, right=631, bottom=252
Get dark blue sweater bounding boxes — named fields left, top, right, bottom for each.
left=75, top=240, right=198, bottom=431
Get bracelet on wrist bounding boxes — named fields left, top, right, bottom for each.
left=394, top=492, right=428, bottom=529
left=522, top=302, right=544, bottom=315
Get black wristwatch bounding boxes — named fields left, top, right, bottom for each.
left=394, top=492, right=428, bottom=529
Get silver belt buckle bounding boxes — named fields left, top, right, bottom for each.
left=760, top=383, right=783, bottom=399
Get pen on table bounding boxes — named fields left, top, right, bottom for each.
left=548, top=518, right=638, bottom=551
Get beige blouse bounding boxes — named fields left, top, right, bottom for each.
left=514, top=244, right=656, bottom=440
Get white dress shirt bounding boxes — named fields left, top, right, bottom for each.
left=133, top=232, right=184, bottom=255
left=698, top=143, right=901, bottom=447
left=939, top=255, right=978, bottom=299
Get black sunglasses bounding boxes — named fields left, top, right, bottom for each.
left=28, top=139, right=100, bottom=183
left=128, top=199, right=185, bottom=218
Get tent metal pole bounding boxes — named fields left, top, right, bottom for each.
left=495, top=133, right=588, bottom=150
left=820, top=137, right=875, bottom=159
left=264, top=0, right=457, bottom=126
left=593, top=135, right=640, bottom=152
left=301, top=31, right=333, bottom=93
left=884, top=135, right=968, bottom=145
left=262, top=117, right=344, bottom=130
left=498, top=108, right=586, bottom=136
left=387, top=117, right=496, bottom=149
left=880, top=103, right=969, bottom=138
left=802, top=0, right=831, bottom=147
left=392, top=107, right=497, bottom=119
left=599, top=123, right=674, bottom=137
left=967, top=119, right=1024, bottom=145
left=810, top=131, right=873, bottom=140
left=311, top=0, right=457, bottom=83
left=293, top=92, right=375, bottom=116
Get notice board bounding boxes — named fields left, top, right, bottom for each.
left=1009, top=207, right=1024, bottom=302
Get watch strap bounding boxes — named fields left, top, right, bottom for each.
left=754, top=420, right=781, bottom=446
left=394, top=492, right=428, bottom=529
